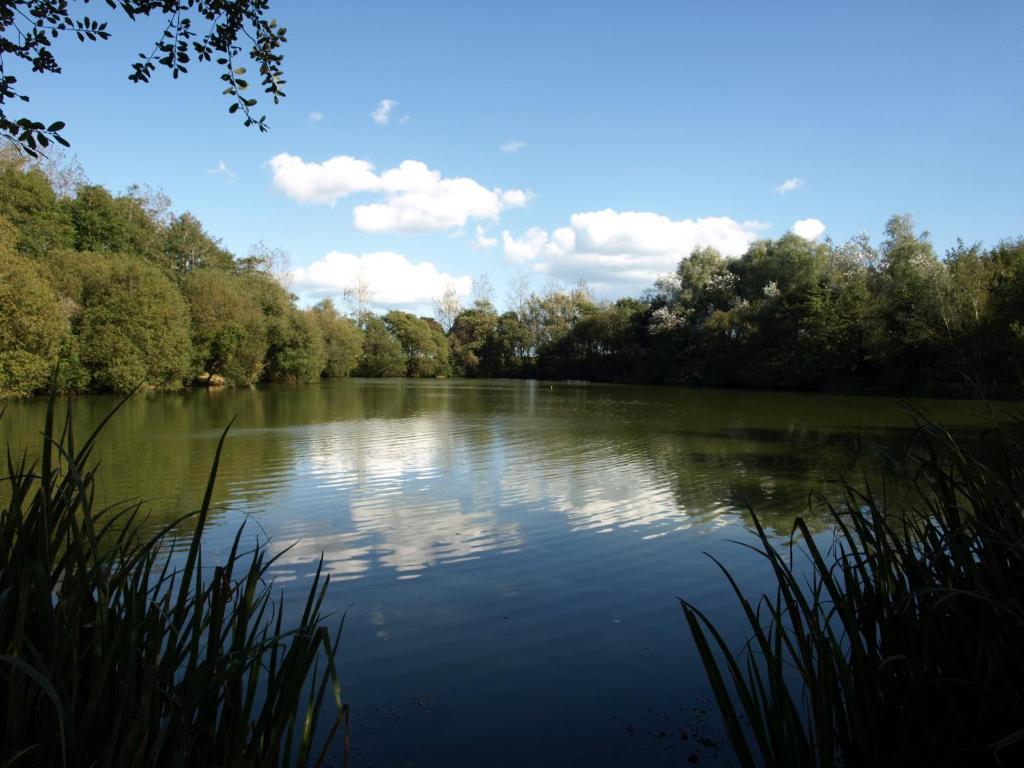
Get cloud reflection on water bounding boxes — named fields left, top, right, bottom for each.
left=266, top=406, right=758, bottom=581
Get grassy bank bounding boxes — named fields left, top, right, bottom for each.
left=0, top=392, right=347, bottom=767
left=683, top=417, right=1024, bottom=766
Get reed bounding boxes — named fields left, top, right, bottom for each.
left=682, top=417, right=1024, bottom=767
left=0, top=390, right=347, bottom=767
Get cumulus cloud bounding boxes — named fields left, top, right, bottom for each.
left=268, top=153, right=529, bottom=233
left=352, top=175, right=516, bottom=233
left=269, top=154, right=378, bottom=204
left=790, top=218, right=826, bottom=241
left=207, top=160, right=236, bottom=182
left=501, top=209, right=768, bottom=290
left=501, top=189, right=529, bottom=207
left=291, top=251, right=472, bottom=308
left=773, top=177, right=804, bottom=194
left=308, top=111, right=324, bottom=123
left=500, top=140, right=526, bottom=153
left=502, top=226, right=575, bottom=264
left=371, top=99, right=396, bottom=125
left=473, top=225, right=497, bottom=249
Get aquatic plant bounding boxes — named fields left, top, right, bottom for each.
left=682, top=417, right=1024, bottom=767
left=0, top=391, right=347, bottom=766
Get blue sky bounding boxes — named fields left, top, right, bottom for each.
left=16, top=0, right=1024, bottom=311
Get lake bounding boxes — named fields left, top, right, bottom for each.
left=0, top=379, right=1008, bottom=766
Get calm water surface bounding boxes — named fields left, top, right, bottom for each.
left=1, top=380, right=1010, bottom=766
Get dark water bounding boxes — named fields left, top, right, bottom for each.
left=0, top=380, right=1011, bottom=766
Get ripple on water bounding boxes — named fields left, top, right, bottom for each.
left=6, top=380, right=996, bottom=766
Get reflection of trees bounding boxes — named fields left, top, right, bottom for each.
left=274, top=381, right=994, bottom=576
left=2, top=380, right=996, bottom=572
left=0, top=388, right=300, bottom=531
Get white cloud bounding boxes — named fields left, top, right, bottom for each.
left=269, top=153, right=529, bottom=233
left=291, top=251, right=473, bottom=308
left=773, top=177, right=804, bottom=194
left=352, top=174, right=521, bottom=233
left=501, top=209, right=767, bottom=290
left=473, top=225, right=497, bottom=249
left=501, top=189, right=529, bottom=207
left=308, top=111, right=324, bottom=123
left=371, top=99, right=396, bottom=125
left=207, top=160, right=236, bottom=182
left=790, top=218, right=826, bottom=241
left=399, top=114, right=411, bottom=124
left=502, top=226, right=575, bottom=263
left=500, top=140, right=526, bottom=153
left=268, top=154, right=378, bottom=204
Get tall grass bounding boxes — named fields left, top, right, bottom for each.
left=0, top=391, right=348, bottom=767
left=682, top=418, right=1024, bottom=767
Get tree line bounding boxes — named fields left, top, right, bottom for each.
left=446, top=219, right=1024, bottom=399
left=0, top=153, right=362, bottom=397
left=2, top=155, right=1022, bottom=399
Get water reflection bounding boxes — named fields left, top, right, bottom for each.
left=1, top=380, right=1008, bottom=585
left=3, top=380, right=1014, bottom=766
left=264, top=404, right=752, bottom=581
left=180, top=380, right=997, bottom=583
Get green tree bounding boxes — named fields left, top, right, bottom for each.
left=0, top=157, right=74, bottom=258
left=33, top=247, right=93, bottom=310
left=357, top=316, right=406, bottom=377
left=183, top=267, right=267, bottom=385
left=874, top=214, right=952, bottom=389
left=116, top=191, right=166, bottom=263
left=239, top=269, right=324, bottom=383
left=65, top=185, right=128, bottom=252
left=943, top=240, right=991, bottom=334
left=546, top=298, right=649, bottom=382
left=449, top=301, right=499, bottom=376
left=802, top=235, right=883, bottom=382
left=64, top=184, right=164, bottom=262
left=731, top=235, right=825, bottom=302
left=79, top=255, right=192, bottom=391
left=162, top=213, right=235, bottom=279
left=265, top=308, right=325, bottom=383
left=676, top=246, right=735, bottom=310
left=310, top=298, right=363, bottom=378
left=479, top=311, right=533, bottom=377
left=879, top=214, right=941, bottom=338
left=524, top=282, right=596, bottom=354
left=725, top=234, right=830, bottom=387
left=0, top=247, right=67, bottom=397
left=383, top=310, right=451, bottom=377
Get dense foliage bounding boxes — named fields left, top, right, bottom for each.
left=2, top=155, right=1023, bottom=399
left=0, top=155, right=367, bottom=397
left=445, top=221, right=1024, bottom=398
